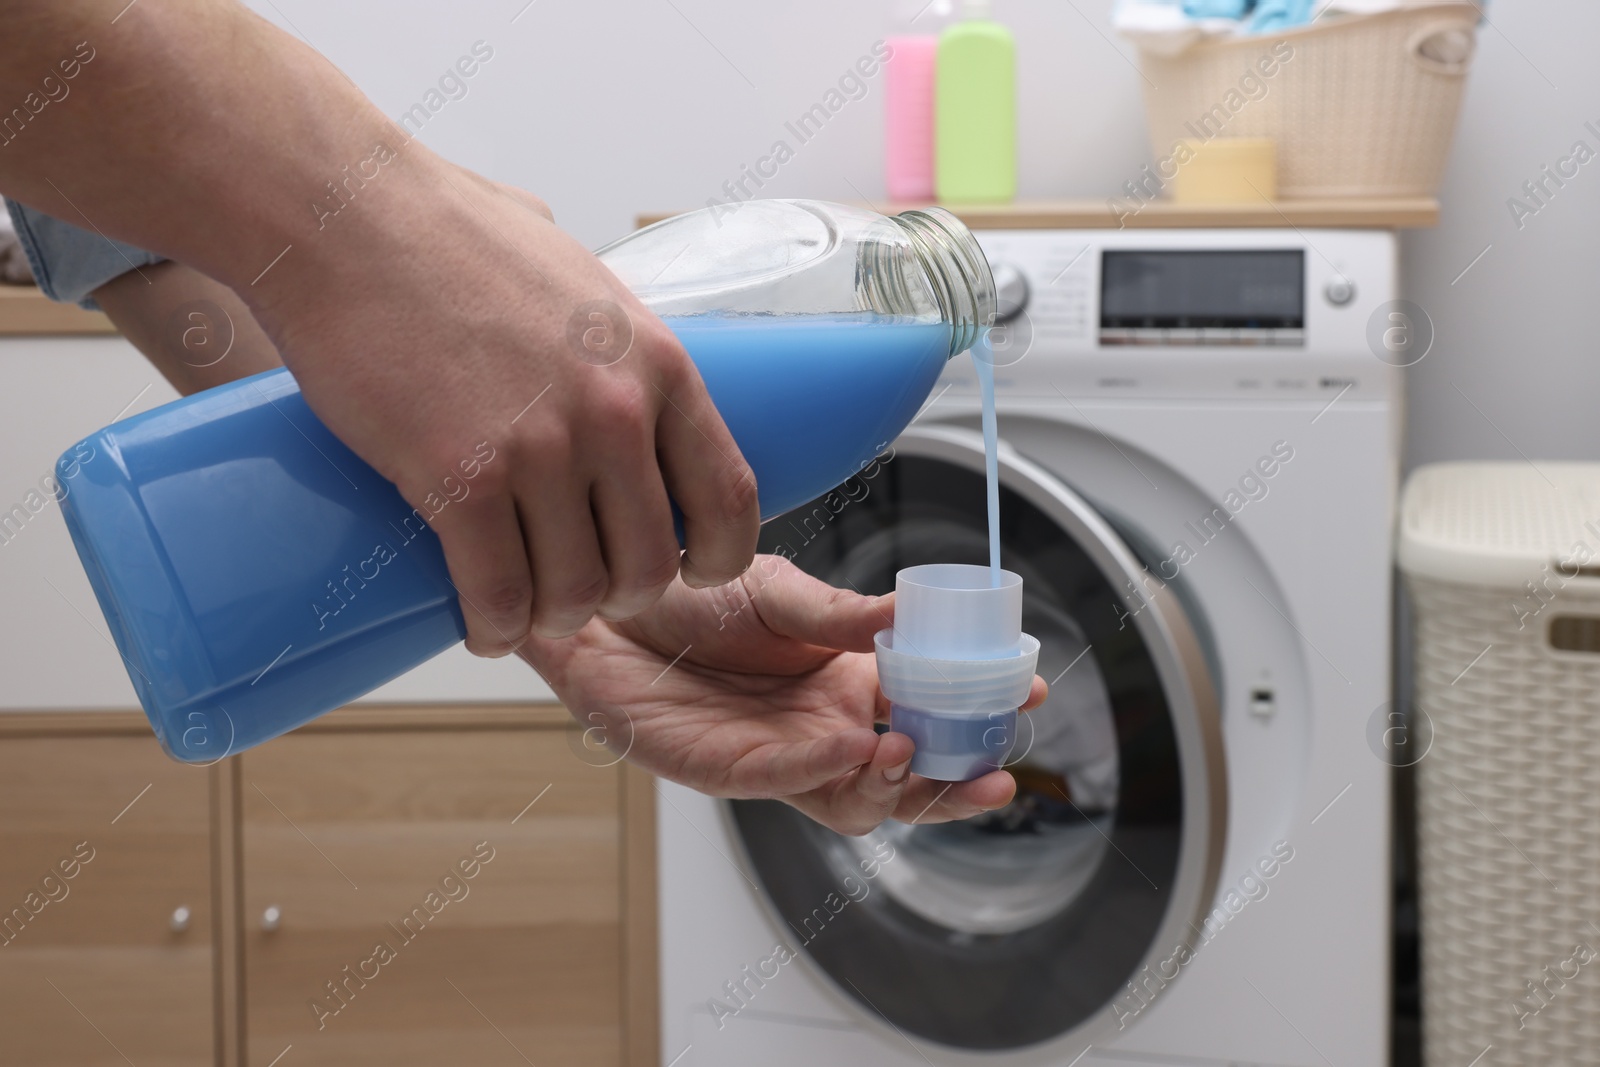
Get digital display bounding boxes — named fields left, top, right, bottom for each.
left=1100, top=250, right=1304, bottom=334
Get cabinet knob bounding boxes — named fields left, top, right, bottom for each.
left=170, top=905, right=192, bottom=933
left=260, top=905, right=282, bottom=932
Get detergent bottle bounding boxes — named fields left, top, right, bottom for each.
left=56, top=200, right=996, bottom=762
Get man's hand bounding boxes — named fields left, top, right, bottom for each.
left=520, top=555, right=1047, bottom=836
left=248, top=158, right=760, bottom=653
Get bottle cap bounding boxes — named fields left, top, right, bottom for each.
left=875, top=564, right=1038, bottom=781
left=891, top=563, right=1021, bottom=658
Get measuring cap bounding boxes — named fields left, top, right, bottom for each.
left=875, top=564, right=1040, bottom=782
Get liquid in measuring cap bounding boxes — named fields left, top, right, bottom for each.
left=875, top=563, right=1038, bottom=781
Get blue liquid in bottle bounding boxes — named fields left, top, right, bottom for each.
left=57, top=314, right=951, bottom=762
left=669, top=315, right=950, bottom=516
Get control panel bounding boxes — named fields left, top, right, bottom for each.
left=954, top=228, right=1398, bottom=402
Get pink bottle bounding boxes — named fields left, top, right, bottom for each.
left=884, top=34, right=939, bottom=201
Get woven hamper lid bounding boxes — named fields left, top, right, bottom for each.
left=1398, top=462, right=1600, bottom=586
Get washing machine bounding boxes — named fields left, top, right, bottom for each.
left=658, top=228, right=1399, bottom=1066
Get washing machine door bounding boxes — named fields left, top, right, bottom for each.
left=732, top=424, right=1226, bottom=1052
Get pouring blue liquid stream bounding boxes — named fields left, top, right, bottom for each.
left=972, top=328, right=1002, bottom=587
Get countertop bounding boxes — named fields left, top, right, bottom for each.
left=0, top=284, right=115, bottom=335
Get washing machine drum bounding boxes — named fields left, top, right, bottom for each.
left=736, top=426, right=1224, bottom=1052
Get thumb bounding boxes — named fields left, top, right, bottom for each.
left=513, top=635, right=572, bottom=689
left=747, top=556, right=892, bottom=653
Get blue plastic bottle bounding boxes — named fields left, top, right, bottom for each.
left=58, top=200, right=995, bottom=761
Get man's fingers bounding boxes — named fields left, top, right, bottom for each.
left=891, top=771, right=1017, bottom=825
left=518, top=471, right=610, bottom=639
left=428, top=491, right=533, bottom=657
left=750, top=558, right=891, bottom=654
left=653, top=351, right=759, bottom=589
left=590, top=436, right=681, bottom=621
left=726, top=727, right=880, bottom=798
left=828, top=731, right=917, bottom=835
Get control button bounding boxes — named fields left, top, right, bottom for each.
left=1250, top=686, right=1276, bottom=717
left=992, top=262, right=1030, bottom=323
left=1324, top=276, right=1357, bottom=306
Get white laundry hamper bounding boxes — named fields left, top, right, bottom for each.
left=1398, top=463, right=1600, bottom=1066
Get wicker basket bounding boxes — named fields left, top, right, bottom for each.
left=1399, top=463, right=1600, bottom=1067
left=1138, top=5, right=1478, bottom=198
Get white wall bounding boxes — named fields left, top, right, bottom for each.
left=249, top=0, right=1598, bottom=469
left=253, top=0, right=1151, bottom=246
left=1399, top=1, right=1600, bottom=467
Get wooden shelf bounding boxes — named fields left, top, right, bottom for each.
left=639, top=196, right=1438, bottom=231
left=0, top=284, right=116, bottom=335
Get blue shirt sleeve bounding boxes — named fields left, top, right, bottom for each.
left=4, top=198, right=165, bottom=310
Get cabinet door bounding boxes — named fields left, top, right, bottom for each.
left=0, top=732, right=215, bottom=1067
left=241, top=726, right=622, bottom=1066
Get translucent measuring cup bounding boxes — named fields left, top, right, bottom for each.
left=874, top=564, right=1039, bottom=782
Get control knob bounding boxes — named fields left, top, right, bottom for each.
left=992, top=262, right=1030, bottom=324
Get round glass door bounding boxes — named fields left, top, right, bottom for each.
left=731, top=426, right=1225, bottom=1052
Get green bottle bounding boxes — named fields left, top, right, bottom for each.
left=935, top=0, right=1016, bottom=203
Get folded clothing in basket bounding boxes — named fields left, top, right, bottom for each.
left=1247, top=0, right=1316, bottom=32
left=1116, top=0, right=1483, bottom=54
left=1181, top=0, right=1251, bottom=18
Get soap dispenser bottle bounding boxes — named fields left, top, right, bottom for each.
left=57, top=200, right=996, bottom=763
left=884, top=0, right=953, bottom=201
left=935, top=0, right=1017, bottom=203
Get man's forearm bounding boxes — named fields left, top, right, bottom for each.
left=0, top=1, right=414, bottom=303
left=94, top=260, right=283, bottom=395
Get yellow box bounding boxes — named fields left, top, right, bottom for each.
left=1170, top=137, right=1277, bottom=204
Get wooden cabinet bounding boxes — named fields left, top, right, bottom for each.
left=0, top=730, right=216, bottom=1067
left=240, top=724, right=625, bottom=1065
left=0, top=707, right=658, bottom=1067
